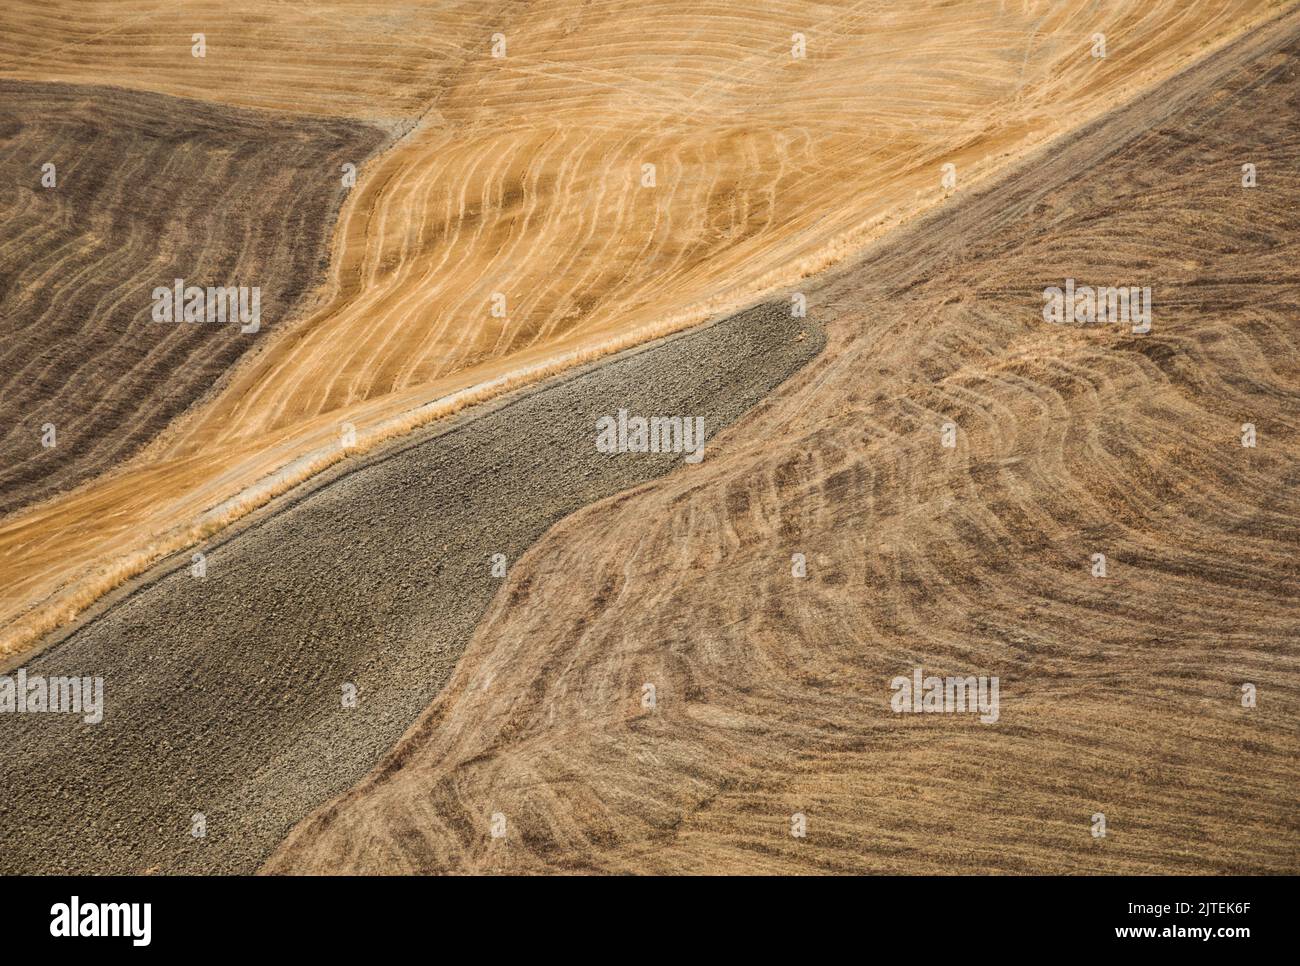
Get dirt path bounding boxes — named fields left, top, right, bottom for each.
left=0, top=303, right=822, bottom=874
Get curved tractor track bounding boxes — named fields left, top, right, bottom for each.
left=268, top=8, right=1300, bottom=875
left=0, top=0, right=1283, bottom=660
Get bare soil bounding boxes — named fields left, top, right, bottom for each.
left=0, top=80, right=386, bottom=515
left=0, top=302, right=821, bottom=874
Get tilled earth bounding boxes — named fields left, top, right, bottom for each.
left=0, top=80, right=386, bottom=515
left=0, top=302, right=822, bottom=874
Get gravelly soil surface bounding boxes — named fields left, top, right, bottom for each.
left=0, top=302, right=822, bottom=874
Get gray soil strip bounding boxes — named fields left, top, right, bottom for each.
left=0, top=301, right=823, bottom=874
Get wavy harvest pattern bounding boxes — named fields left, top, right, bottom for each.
left=269, top=8, right=1300, bottom=873
left=0, top=0, right=1286, bottom=657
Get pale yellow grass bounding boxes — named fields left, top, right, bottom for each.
left=0, top=0, right=1291, bottom=659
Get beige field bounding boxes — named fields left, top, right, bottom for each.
left=267, top=5, right=1300, bottom=872
left=0, top=0, right=1289, bottom=657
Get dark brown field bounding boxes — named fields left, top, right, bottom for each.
left=0, top=303, right=819, bottom=874
left=0, top=81, right=385, bottom=515
left=266, top=9, right=1300, bottom=875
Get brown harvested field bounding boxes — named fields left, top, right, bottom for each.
left=0, top=0, right=486, bottom=122
left=0, top=80, right=386, bottom=515
left=266, top=7, right=1300, bottom=875
left=0, top=0, right=1286, bottom=660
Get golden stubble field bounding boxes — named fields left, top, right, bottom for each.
left=0, top=0, right=1289, bottom=658
left=268, top=6, right=1300, bottom=873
